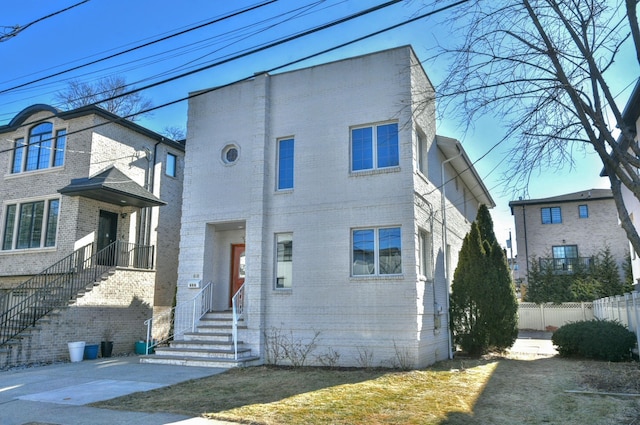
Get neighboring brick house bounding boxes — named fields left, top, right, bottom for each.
left=0, top=104, right=184, bottom=364
left=168, top=46, right=494, bottom=368
left=509, top=189, right=629, bottom=288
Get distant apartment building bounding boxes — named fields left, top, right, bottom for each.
left=509, top=189, right=629, bottom=287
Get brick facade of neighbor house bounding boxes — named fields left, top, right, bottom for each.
left=0, top=269, right=154, bottom=368
left=176, top=46, right=495, bottom=368
left=0, top=104, right=184, bottom=365
left=509, top=189, right=629, bottom=289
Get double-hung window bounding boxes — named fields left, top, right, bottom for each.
left=277, top=138, right=294, bottom=190
left=11, top=123, right=66, bottom=173
left=351, top=122, right=399, bottom=171
left=541, top=207, right=562, bottom=224
left=275, top=233, right=293, bottom=289
left=352, top=227, right=402, bottom=276
left=2, top=199, right=60, bottom=250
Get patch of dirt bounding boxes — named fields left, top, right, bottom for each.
left=579, top=362, right=640, bottom=394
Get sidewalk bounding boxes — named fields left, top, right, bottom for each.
left=0, top=356, right=236, bottom=425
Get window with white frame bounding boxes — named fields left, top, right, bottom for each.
left=419, top=230, right=433, bottom=281
left=12, top=123, right=66, bottom=173
left=277, top=138, right=294, bottom=190
left=275, top=233, right=293, bottom=289
left=166, top=152, right=177, bottom=177
left=2, top=199, right=60, bottom=250
left=351, top=122, right=399, bottom=172
left=417, top=131, right=426, bottom=175
left=352, top=227, right=402, bottom=276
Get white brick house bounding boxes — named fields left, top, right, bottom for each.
left=175, top=46, right=494, bottom=368
left=0, top=104, right=184, bottom=363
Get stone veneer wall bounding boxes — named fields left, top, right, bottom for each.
left=0, top=269, right=155, bottom=368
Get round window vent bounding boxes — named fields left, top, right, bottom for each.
left=222, top=144, right=239, bottom=165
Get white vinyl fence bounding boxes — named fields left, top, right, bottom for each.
left=518, top=302, right=593, bottom=331
left=593, top=292, right=640, bottom=352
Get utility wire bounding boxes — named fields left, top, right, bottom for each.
left=0, top=1, right=90, bottom=42
left=0, top=0, right=468, bottom=155
left=0, top=0, right=276, bottom=94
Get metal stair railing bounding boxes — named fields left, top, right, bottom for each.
left=144, top=281, right=214, bottom=355
left=0, top=240, right=154, bottom=346
left=231, top=283, right=246, bottom=360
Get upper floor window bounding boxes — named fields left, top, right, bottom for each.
left=2, top=198, right=60, bottom=250
left=417, top=131, right=426, bottom=175
left=166, top=152, right=177, bottom=177
left=541, top=206, right=562, bottom=224
left=578, top=204, right=588, bottom=218
left=12, top=123, right=66, bottom=173
left=351, top=122, right=399, bottom=172
left=352, top=226, right=402, bottom=276
left=277, top=138, right=294, bottom=190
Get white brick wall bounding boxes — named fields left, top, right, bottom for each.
left=180, top=47, right=484, bottom=368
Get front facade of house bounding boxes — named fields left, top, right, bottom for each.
left=0, top=104, right=184, bottom=323
left=509, top=189, right=629, bottom=289
left=177, top=46, right=494, bottom=368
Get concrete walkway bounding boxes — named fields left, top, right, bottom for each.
left=509, top=331, right=558, bottom=356
left=0, top=356, right=237, bottom=425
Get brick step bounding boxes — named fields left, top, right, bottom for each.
left=154, top=346, right=253, bottom=360
left=170, top=340, right=244, bottom=351
left=183, top=332, right=233, bottom=343
left=139, top=354, right=261, bottom=368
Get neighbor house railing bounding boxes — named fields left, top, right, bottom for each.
left=538, top=257, right=593, bottom=273
left=0, top=240, right=154, bottom=346
left=231, top=283, right=246, bottom=359
left=593, top=292, right=640, bottom=354
left=144, top=281, right=214, bottom=355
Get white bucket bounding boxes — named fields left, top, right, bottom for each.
left=67, top=341, right=86, bottom=362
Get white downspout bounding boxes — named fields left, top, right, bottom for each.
left=441, top=146, right=462, bottom=359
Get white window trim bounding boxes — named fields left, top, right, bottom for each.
left=350, top=121, right=400, bottom=173
left=351, top=226, right=403, bottom=277
left=2, top=196, right=61, bottom=251
left=274, top=232, right=293, bottom=290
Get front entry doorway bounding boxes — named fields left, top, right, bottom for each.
left=97, top=210, right=118, bottom=265
left=229, top=244, right=245, bottom=308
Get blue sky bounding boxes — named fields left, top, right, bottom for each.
left=1, top=0, right=636, bottom=254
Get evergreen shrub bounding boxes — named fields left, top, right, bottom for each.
left=552, top=320, right=636, bottom=361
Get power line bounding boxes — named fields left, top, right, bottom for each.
left=0, top=0, right=468, bottom=155
left=0, top=1, right=90, bottom=42
left=0, top=0, right=276, bottom=94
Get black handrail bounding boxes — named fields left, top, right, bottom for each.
left=0, top=240, right=154, bottom=346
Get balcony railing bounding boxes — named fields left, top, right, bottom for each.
left=539, top=257, right=594, bottom=273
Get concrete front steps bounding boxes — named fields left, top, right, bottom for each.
left=139, top=311, right=260, bottom=368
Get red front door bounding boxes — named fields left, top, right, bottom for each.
left=230, top=244, right=245, bottom=308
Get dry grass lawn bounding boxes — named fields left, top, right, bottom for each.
left=92, top=354, right=640, bottom=424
